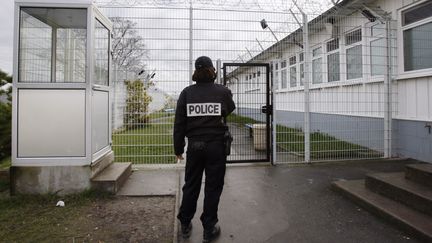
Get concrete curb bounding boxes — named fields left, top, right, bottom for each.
left=173, top=171, right=181, bottom=243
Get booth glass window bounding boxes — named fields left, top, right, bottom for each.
left=19, top=8, right=87, bottom=83
left=94, top=20, right=109, bottom=86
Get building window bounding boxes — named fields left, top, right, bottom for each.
left=289, top=56, right=297, bottom=87
left=256, top=70, right=261, bottom=89
left=370, top=23, right=386, bottom=76
left=274, top=61, right=280, bottom=90
left=245, top=74, right=249, bottom=90
left=299, top=52, right=304, bottom=86
left=345, top=29, right=362, bottom=80
left=280, top=60, right=288, bottom=89
left=326, top=38, right=340, bottom=82
left=312, top=47, right=322, bottom=84
left=345, top=29, right=362, bottom=45
left=402, top=1, right=432, bottom=72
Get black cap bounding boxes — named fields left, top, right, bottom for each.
left=195, top=56, right=214, bottom=69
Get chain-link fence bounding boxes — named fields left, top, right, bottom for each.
left=95, top=0, right=406, bottom=164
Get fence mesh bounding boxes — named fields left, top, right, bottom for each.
left=96, top=0, right=398, bottom=164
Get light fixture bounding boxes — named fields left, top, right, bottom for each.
left=361, top=9, right=377, bottom=22
left=260, top=19, right=279, bottom=42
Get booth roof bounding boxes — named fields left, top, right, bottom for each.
left=15, top=0, right=93, bottom=5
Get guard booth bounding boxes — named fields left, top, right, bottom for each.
left=11, top=0, right=114, bottom=194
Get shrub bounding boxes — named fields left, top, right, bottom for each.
left=124, top=79, right=152, bottom=130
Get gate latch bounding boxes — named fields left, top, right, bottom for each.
left=261, top=105, right=273, bottom=115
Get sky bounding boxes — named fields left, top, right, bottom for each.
left=0, top=0, right=334, bottom=88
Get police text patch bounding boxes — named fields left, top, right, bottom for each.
left=187, top=103, right=221, bottom=117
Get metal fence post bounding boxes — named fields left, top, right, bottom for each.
left=112, top=62, right=117, bottom=131
left=272, top=64, right=277, bottom=164
left=189, top=1, right=193, bottom=85
left=216, top=59, right=221, bottom=84
left=384, top=19, right=393, bottom=158
left=303, top=12, right=311, bottom=163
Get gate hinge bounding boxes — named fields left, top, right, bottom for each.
left=261, top=105, right=273, bottom=115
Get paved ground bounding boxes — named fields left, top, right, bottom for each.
left=126, top=159, right=421, bottom=243
left=228, top=124, right=267, bottom=162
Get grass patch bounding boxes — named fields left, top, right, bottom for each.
left=113, top=117, right=175, bottom=164
left=0, top=180, right=8, bottom=192
left=0, top=156, right=11, bottom=169
left=0, top=192, right=175, bottom=242
left=0, top=157, right=10, bottom=192
left=276, top=125, right=377, bottom=159
left=0, top=190, right=113, bottom=242
left=227, top=113, right=260, bottom=126
left=229, top=114, right=380, bottom=159
left=148, top=111, right=175, bottom=120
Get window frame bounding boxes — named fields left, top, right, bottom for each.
left=326, top=37, right=340, bottom=82
left=344, top=27, right=363, bottom=80
left=280, top=59, right=288, bottom=90
left=298, top=52, right=304, bottom=86
left=398, top=0, right=432, bottom=77
left=368, top=22, right=386, bottom=77
left=289, top=55, right=297, bottom=88
left=312, top=45, right=323, bottom=84
left=94, top=19, right=110, bottom=87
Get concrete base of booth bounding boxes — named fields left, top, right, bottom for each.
left=10, top=165, right=92, bottom=195
left=10, top=151, right=116, bottom=195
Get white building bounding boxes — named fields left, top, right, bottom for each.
left=226, top=0, right=432, bottom=163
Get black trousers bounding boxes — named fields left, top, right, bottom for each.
left=177, top=139, right=226, bottom=230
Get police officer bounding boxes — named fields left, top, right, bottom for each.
left=174, top=56, right=235, bottom=243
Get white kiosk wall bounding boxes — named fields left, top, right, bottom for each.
left=92, top=19, right=110, bottom=156
left=18, top=89, right=86, bottom=157
left=12, top=1, right=113, bottom=194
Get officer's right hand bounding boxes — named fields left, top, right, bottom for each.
left=176, top=154, right=184, bottom=160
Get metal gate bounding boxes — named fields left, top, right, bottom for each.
left=223, top=63, right=271, bottom=163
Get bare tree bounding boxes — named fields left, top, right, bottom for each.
left=110, top=17, right=149, bottom=72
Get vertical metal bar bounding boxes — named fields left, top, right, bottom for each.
left=222, top=63, right=226, bottom=85
left=216, top=59, right=221, bottom=84
left=51, top=27, right=57, bottom=82
left=303, top=13, right=311, bottom=163
left=86, top=6, right=94, bottom=163
left=188, top=2, right=193, bottom=85
left=271, top=64, right=276, bottom=164
left=12, top=2, right=20, bottom=164
left=384, top=19, right=392, bottom=158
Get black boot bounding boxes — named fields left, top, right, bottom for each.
left=203, top=224, right=221, bottom=243
left=181, top=222, right=192, bottom=239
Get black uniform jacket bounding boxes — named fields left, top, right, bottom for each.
left=173, top=82, right=236, bottom=155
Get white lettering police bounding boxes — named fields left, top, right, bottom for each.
left=187, top=103, right=221, bottom=117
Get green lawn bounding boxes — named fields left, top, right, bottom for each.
left=112, top=112, right=379, bottom=164
left=148, top=111, right=175, bottom=120
left=0, top=157, right=10, bottom=192
left=228, top=114, right=380, bottom=159
left=0, top=157, right=11, bottom=169
left=0, top=190, right=113, bottom=242
left=112, top=116, right=175, bottom=164
left=227, top=113, right=259, bottom=125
